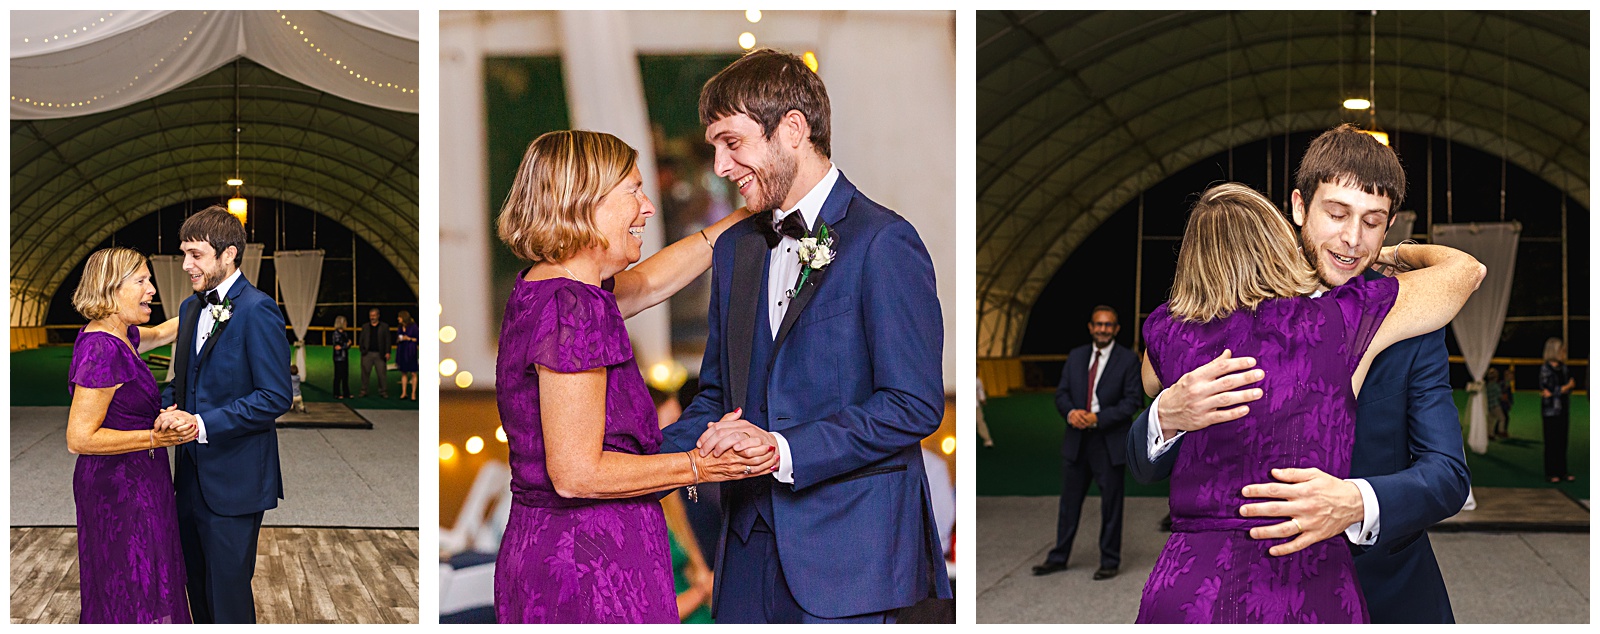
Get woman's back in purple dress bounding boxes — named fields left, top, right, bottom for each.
left=1136, top=276, right=1397, bottom=623
left=492, top=276, right=676, bottom=623
left=70, top=326, right=191, bottom=623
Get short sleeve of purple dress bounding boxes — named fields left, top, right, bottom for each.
left=492, top=276, right=676, bottom=624
left=69, top=326, right=191, bottom=624
left=1136, top=276, right=1397, bottom=624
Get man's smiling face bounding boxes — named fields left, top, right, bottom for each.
left=1292, top=180, right=1393, bottom=289
left=705, top=112, right=797, bottom=213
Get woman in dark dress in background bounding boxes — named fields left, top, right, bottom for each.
left=1539, top=337, right=1576, bottom=482
left=65, top=247, right=199, bottom=623
left=395, top=310, right=419, bottom=400
left=330, top=315, right=352, bottom=399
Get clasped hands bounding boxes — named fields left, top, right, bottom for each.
left=689, top=409, right=780, bottom=482
left=1066, top=410, right=1098, bottom=429
left=1161, top=349, right=1365, bottom=556
left=152, top=405, right=201, bottom=446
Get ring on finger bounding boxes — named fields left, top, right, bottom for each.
left=1291, top=518, right=1304, bottom=534
left=743, top=466, right=751, bottom=475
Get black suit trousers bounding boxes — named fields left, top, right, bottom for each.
left=1047, top=435, right=1124, bottom=569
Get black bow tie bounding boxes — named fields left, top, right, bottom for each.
left=200, top=290, right=221, bottom=305
left=759, top=209, right=810, bottom=248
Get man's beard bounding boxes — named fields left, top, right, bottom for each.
left=749, top=141, right=797, bottom=213
left=1299, top=230, right=1354, bottom=289
left=198, top=265, right=228, bottom=292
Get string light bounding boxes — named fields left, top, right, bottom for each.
left=941, top=436, right=956, bottom=455
left=278, top=11, right=417, bottom=95
left=11, top=12, right=191, bottom=110
left=739, top=32, right=756, bottom=50
left=466, top=436, right=485, bottom=455
left=495, top=426, right=507, bottom=443
left=803, top=51, right=819, bottom=73
left=439, top=325, right=457, bottom=343
left=455, top=371, right=474, bottom=388
left=440, top=358, right=458, bottom=376
left=439, top=443, right=457, bottom=461
left=746, top=10, right=762, bottom=23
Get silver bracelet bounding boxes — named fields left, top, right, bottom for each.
left=685, top=451, right=700, bottom=502
left=699, top=229, right=714, bottom=251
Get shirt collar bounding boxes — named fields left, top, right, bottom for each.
left=773, top=163, right=839, bottom=232
left=210, top=268, right=243, bottom=300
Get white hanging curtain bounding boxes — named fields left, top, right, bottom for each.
left=11, top=11, right=418, bottom=119
left=1431, top=222, right=1521, bottom=455
left=240, top=243, right=266, bottom=288
left=274, top=250, right=325, bottom=372
left=1383, top=211, right=1416, bottom=246
left=149, top=254, right=188, bottom=382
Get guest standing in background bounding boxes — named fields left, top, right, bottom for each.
left=330, top=315, right=353, bottom=400
left=1539, top=337, right=1576, bottom=483
left=358, top=308, right=392, bottom=398
left=395, top=310, right=419, bottom=401
left=1486, top=367, right=1508, bottom=440
left=1034, top=305, right=1142, bottom=581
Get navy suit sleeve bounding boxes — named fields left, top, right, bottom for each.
left=198, top=296, right=293, bottom=443
left=1054, top=355, right=1079, bottom=421
left=781, top=220, right=946, bottom=491
left=161, top=379, right=175, bottom=409
left=1361, top=328, right=1471, bottom=549
left=661, top=242, right=730, bottom=454
left=1094, top=355, right=1143, bottom=431
left=1126, top=405, right=1180, bottom=484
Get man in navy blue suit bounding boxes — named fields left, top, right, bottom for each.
left=660, top=49, right=950, bottom=623
left=158, top=206, right=292, bottom=623
left=1127, top=125, right=1469, bottom=623
left=1032, top=306, right=1142, bottom=580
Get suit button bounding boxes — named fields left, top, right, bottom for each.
left=760, top=405, right=768, bottom=413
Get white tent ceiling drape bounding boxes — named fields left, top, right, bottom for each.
left=11, top=10, right=418, bottom=118
left=1431, top=222, right=1521, bottom=455
left=274, top=250, right=326, bottom=372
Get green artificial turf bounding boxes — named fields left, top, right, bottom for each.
left=11, top=344, right=419, bottom=410
left=977, top=391, right=1588, bottom=499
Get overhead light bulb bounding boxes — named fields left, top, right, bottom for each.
left=1342, top=97, right=1372, bottom=110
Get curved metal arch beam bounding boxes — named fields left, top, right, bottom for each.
left=980, top=110, right=1584, bottom=355
left=979, top=33, right=1583, bottom=206
left=13, top=155, right=414, bottom=281
left=17, top=176, right=417, bottom=306
left=979, top=11, right=1584, bottom=142
left=13, top=113, right=417, bottom=206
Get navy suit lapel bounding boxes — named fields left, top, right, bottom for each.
left=172, top=296, right=202, bottom=410
left=727, top=231, right=767, bottom=410
left=197, top=276, right=251, bottom=369
left=772, top=173, right=855, bottom=354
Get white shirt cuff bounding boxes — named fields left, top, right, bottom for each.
left=1146, top=393, right=1184, bottom=460
left=1344, top=478, right=1380, bottom=545
left=771, top=431, right=794, bottom=484
left=194, top=413, right=209, bottom=444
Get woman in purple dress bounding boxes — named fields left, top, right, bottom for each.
left=492, top=130, right=772, bottom=623
left=1136, top=184, right=1484, bottom=623
left=65, top=247, right=199, bottom=623
left=395, top=310, right=419, bottom=400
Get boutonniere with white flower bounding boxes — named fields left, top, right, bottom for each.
left=209, top=297, right=233, bottom=337
left=788, top=222, right=837, bottom=298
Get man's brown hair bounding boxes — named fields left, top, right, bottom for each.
left=179, top=205, right=246, bottom=267
left=699, top=48, right=832, bottom=157
left=1295, top=123, right=1407, bottom=216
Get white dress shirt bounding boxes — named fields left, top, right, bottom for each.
left=762, top=163, right=839, bottom=484
left=1085, top=343, right=1112, bottom=414
left=188, top=268, right=242, bottom=444
left=1143, top=288, right=1381, bottom=545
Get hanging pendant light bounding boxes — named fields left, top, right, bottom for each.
left=227, top=60, right=247, bottom=225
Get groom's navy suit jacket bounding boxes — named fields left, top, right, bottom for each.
left=161, top=275, right=291, bottom=517
left=1128, top=272, right=1470, bottom=623
left=663, top=172, right=952, bottom=619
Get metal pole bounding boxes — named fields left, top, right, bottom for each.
left=1562, top=186, right=1569, bottom=350
left=1134, top=192, right=1145, bottom=352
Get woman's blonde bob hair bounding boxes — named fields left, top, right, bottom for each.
left=497, top=130, right=639, bottom=263
left=72, top=247, right=149, bottom=321
left=1543, top=337, right=1565, bottom=363
left=1168, top=183, right=1320, bottom=323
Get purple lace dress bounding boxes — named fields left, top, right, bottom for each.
left=1136, top=276, right=1398, bottom=624
left=69, top=326, right=190, bottom=624
left=492, top=276, right=676, bottom=624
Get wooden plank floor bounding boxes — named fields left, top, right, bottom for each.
left=10, top=527, right=418, bottom=624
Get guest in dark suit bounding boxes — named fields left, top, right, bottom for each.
left=357, top=308, right=392, bottom=398
left=1126, top=125, right=1469, bottom=623
left=1033, top=305, right=1142, bottom=580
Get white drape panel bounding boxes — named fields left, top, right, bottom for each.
left=1384, top=211, right=1416, bottom=246
left=1431, top=222, right=1521, bottom=455
left=557, top=11, right=667, bottom=369
left=12, top=11, right=418, bottom=119
left=150, top=254, right=188, bottom=382
left=240, top=243, right=266, bottom=288
left=274, top=250, right=325, bottom=372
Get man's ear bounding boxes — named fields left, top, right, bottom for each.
left=1290, top=189, right=1306, bottom=227
left=222, top=245, right=239, bottom=268
left=781, top=109, right=809, bottom=150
